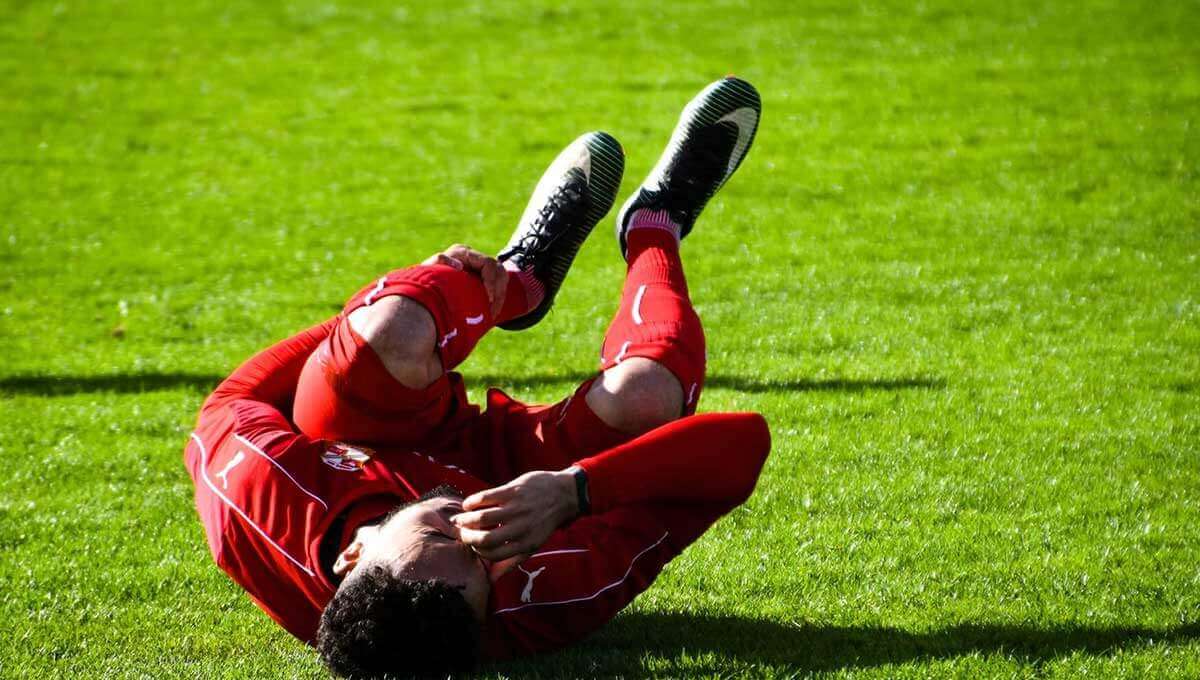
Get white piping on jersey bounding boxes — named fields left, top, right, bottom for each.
left=530, top=547, right=589, bottom=558
left=631, top=284, right=648, bottom=325
left=419, top=451, right=463, bottom=474
left=493, top=531, right=669, bottom=614
left=614, top=340, right=631, bottom=364
left=363, top=276, right=388, bottom=306
left=234, top=434, right=328, bottom=510
left=465, top=314, right=485, bottom=325
left=191, top=432, right=315, bottom=578
left=687, top=382, right=698, bottom=405
left=556, top=393, right=574, bottom=425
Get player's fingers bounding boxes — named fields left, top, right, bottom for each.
left=443, top=244, right=473, bottom=259
left=493, top=271, right=508, bottom=304
left=483, top=260, right=507, bottom=317
left=456, top=526, right=489, bottom=547
left=471, top=536, right=536, bottom=562
left=423, top=252, right=464, bottom=270
left=442, top=245, right=503, bottom=311
left=458, top=520, right=525, bottom=550
left=445, top=245, right=490, bottom=271
left=462, top=484, right=518, bottom=510
left=451, top=505, right=517, bottom=530
left=473, top=257, right=497, bottom=311
left=475, top=544, right=522, bottom=562
left=485, top=534, right=547, bottom=562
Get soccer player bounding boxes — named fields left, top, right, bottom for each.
left=184, top=77, right=767, bottom=677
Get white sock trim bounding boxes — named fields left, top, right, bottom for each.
left=628, top=209, right=681, bottom=240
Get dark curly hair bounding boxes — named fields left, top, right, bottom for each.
left=317, top=565, right=481, bottom=678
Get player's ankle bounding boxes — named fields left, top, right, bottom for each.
left=502, top=261, right=546, bottom=316
left=625, top=210, right=682, bottom=261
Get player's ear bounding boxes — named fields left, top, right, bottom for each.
left=333, top=539, right=364, bottom=577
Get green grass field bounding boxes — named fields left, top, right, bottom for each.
left=2, top=0, right=1198, bottom=677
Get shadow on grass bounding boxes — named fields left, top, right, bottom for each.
left=0, top=372, right=223, bottom=396
left=492, top=612, right=1200, bottom=676
left=470, top=373, right=946, bottom=394
left=1171, top=381, right=1199, bottom=393
left=0, top=371, right=945, bottom=397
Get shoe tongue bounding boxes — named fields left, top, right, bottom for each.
left=547, top=169, right=587, bottom=214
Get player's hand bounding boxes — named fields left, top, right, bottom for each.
left=422, top=244, right=507, bottom=318
left=451, top=468, right=580, bottom=562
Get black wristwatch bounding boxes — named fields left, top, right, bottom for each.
left=572, top=466, right=591, bottom=515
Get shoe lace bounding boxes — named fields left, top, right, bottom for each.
left=506, top=180, right=586, bottom=258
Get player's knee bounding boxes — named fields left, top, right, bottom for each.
left=585, top=358, right=684, bottom=435
left=347, top=296, right=443, bottom=389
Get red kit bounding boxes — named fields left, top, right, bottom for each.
left=185, top=241, right=769, bottom=657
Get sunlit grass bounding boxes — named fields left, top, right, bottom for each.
left=2, top=0, right=1198, bottom=677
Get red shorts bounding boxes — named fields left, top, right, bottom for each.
left=293, top=264, right=705, bottom=483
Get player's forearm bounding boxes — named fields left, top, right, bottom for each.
left=576, top=412, right=771, bottom=514
left=205, top=316, right=339, bottom=410
left=455, top=412, right=770, bottom=560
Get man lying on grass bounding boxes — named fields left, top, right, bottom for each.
left=184, top=77, right=769, bottom=677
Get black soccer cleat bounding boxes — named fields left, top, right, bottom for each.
left=497, top=131, right=625, bottom=330
left=615, top=76, right=761, bottom=259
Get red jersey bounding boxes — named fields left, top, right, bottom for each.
left=184, top=318, right=491, bottom=641
left=185, top=319, right=770, bottom=657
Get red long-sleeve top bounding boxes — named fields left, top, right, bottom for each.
left=184, top=321, right=770, bottom=657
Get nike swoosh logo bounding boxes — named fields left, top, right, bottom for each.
left=465, top=314, right=484, bottom=325
left=716, top=107, right=758, bottom=180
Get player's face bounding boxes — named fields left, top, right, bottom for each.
left=358, top=494, right=491, bottom=621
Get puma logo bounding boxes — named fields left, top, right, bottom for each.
left=215, top=450, right=245, bottom=490
left=519, top=565, right=547, bottom=603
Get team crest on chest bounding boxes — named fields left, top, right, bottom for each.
left=322, top=443, right=374, bottom=471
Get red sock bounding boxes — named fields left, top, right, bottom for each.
left=599, top=211, right=706, bottom=413
left=496, top=262, right=546, bottom=325
left=339, top=261, right=547, bottom=373
left=342, top=265, right=503, bottom=371
left=625, top=210, right=688, bottom=296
